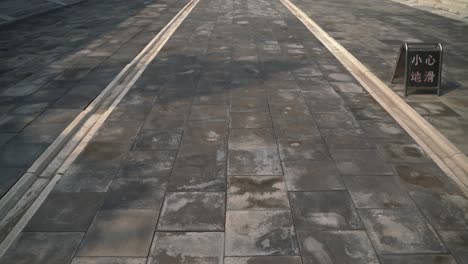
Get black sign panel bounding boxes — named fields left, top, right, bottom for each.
left=406, top=50, right=440, bottom=88
left=391, top=43, right=443, bottom=96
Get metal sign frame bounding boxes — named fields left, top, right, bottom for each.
left=391, top=42, right=443, bottom=96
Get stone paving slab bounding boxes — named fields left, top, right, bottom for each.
left=2, top=0, right=468, bottom=263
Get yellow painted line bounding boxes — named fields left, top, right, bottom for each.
left=0, top=0, right=202, bottom=257
left=280, top=0, right=468, bottom=194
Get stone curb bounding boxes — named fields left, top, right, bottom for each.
left=280, top=0, right=468, bottom=194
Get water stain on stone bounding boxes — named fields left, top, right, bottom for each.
left=383, top=201, right=402, bottom=208
left=402, top=146, right=424, bottom=157
left=230, top=177, right=283, bottom=195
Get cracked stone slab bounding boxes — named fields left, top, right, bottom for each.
left=330, top=149, right=394, bottom=176
left=148, top=232, right=224, bottom=264
left=379, top=254, right=458, bottom=264
left=289, top=191, right=362, bottom=230
left=359, top=209, right=447, bottom=254
left=283, top=160, right=345, bottom=191
left=224, top=256, right=302, bottom=264
left=225, top=210, right=299, bottom=256
left=438, top=230, right=468, bottom=264
left=343, top=176, right=415, bottom=209
left=229, top=128, right=276, bottom=150
left=228, top=149, right=282, bottom=176
left=157, top=192, right=225, bottom=231
left=77, top=210, right=158, bottom=257
left=25, top=192, right=104, bottom=232
left=1, top=232, right=83, bottom=264
left=297, top=230, right=379, bottom=264
left=227, top=176, right=289, bottom=210
left=277, top=138, right=329, bottom=161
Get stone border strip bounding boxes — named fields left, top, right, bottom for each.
left=0, top=0, right=201, bottom=257
left=280, top=0, right=468, bottom=194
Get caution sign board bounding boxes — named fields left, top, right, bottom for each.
left=391, top=43, right=443, bottom=96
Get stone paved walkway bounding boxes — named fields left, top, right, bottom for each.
left=0, top=0, right=189, bottom=197
left=289, top=0, right=468, bottom=156
left=1, top=0, right=468, bottom=263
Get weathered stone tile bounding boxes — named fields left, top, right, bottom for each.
left=302, top=87, right=340, bottom=100
left=394, top=163, right=459, bottom=192
left=182, top=121, right=228, bottom=146
left=0, top=133, right=15, bottom=147
left=72, top=257, right=146, bottom=264
left=330, top=149, right=394, bottom=176
left=296, top=77, right=332, bottom=92
left=107, top=106, right=148, bottom=122
left=277, top=138, right=328, bottom=161
left=320, top=128, right=374, bottom=149
left=224, top=256, right=302, bottom=264
left=142, top=113, right=186, bottom=131
left=273, top=118, right=320, bottom=139
left=326, top=73, right=354, bottom=82
left=35, top=109, right=81, bottom=123
left=54, top=163, right=119, bottom=192
left=117, top=150, right=176, bottom=179
left=133, top=130, right=181, bottom=150
left=379, top=254, right=458, bottom=264
left=409, top=102, right=460, bottom=117
left=148, top=232, right=224, bottom=264
left=350, top=107, right=393, bottom=122
left=230, top=112, right=272, bottom=128
left=14, top=123, right=68, bottom=143
left=193, top=92, right=229, bottom=105
left=77, top=210, right=158, bottom=257
left=438, top=230, right=468, bottom=264
left=379, top=143, right=429, bottom=163
left=74, top=142, right=128, bottom=165
left=0, top=115, right=36, bottom=132
left=225, top=210, right=299, bottom=256
left=267, top=90, right=306, bottom=105
left=26, top=192, right=104, bottom=232
left=1, top=232, right=83, bottom=264
left=91, top=121, right=141, bottom=143
left=270, top=104, right=311, bottom=119
left=158, top=192, right=225, bottom=231
left=190, top=105, right=228, bottom=121
left=297, top=230, right=379, bottom=264
left=360, top=121, right=407, bottom=139
left=101, top=178, right=165, bottom=210
left=227, top=176, right=289, bottom=210
left=228, top=149, right=282, bottom=176
left=343, top=176, right=414, bottom=208
left=229, top=128, right=276, bottom=150
left=359, top=209, right=447, bottom=254
left=0, top=168, right=25, bottom=196
left=313, top=111, right=360, bottom=129
left=330, top=82, right=364, bottom=93
left=306, top=98, right=346, bottom=113
left=289, top=191, right=362, bottom=230
left=408, top=189, right=468, bottom=229
left=10, top=102, right=50, bottom=115
left=230, top=96, right=269, bottom=112
left=168, top=161, right=226, bottom=191
left=283, top=160, right=345, bottom=191
left=0, top=142, right=47, bottom=168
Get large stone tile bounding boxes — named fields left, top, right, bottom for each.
left=272, top=118, right=320, bottom=139
left=277, top=138, right=329, bottom=161
left=330, top=149, right=394, bottom=176
left=15, top=123, right=68, bottom=143
left=227, top=176, right=289, bottom=210
left=0, top=115, right=35, bottom=132
left=77, top=210, right=158, bottom=257
left=297, top=230, right=379, bottom=264
left=343, top=176, right=414, bottom=208
left=116, top=150, right=176, bottom=180
left=225, top=210, right=299, bottom=256
left=101, top=178, right=165, bottom=210
left=379, top=143, right=429, bottom=163
left=148, top=232, right=224, bottom=264
left=158, top=192, right=225, bottom=231
left=230, top=112, right=272, bottom=128
left=181, top=121, right=228, bottom=146
left=359, top=209, right=447, bottom=254
left=360, top=121, right=407, bottom=139
left=26, top=192, right=104, bottom=232
left=0, top=168, right=25, bottom=196
left=313, top=111, right=360, bottom=129
left=224, top=256, right=302, bottom=264
left=142, top=112, right=186, bottom=131
left=438, top=230, right=468, bottom=264
left=54, top=163, right=119, bottom=192
left=379, top=254, right=457, bottom=264
left=306, top=98, right=347, bottom=113
left=229, top=128, right=276, bottom=150
left=132, top=130, right=182, bottom=150
left=289, top=191, right=362, bottom=230
left=1, top=232, right=83, bottom=264
left=72, top=258, right=146, bottom=264
left=283, top=160, right=345, bottom=191
left=409, top=102, right=460, bottom=117
left=394, top=163, right=459, bottom=192
left=228, top=149, right=282, bottom=176
left=267, top=90, right=306, bottom=105
left=0, top=142, right=47, bottom=168
left=320, top=129, right=373, bottom=149
left=189, top=105, right=228, bottom=121
left=230, top=96, right=269, bottom=112
left=91, top=121, right=141, bottom=143
left=270, top=104, right=311, bottom=120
